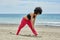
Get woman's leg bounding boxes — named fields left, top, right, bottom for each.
left=16, top=18, right=26, bottom=35
left=27, top=21, right=38, bottom=36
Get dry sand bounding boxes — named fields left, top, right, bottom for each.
left=0, top=24, right=60, bottom=40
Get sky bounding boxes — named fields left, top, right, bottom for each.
left=0, top=0, right=60, bottom=14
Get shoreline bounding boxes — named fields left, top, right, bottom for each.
left=0, top=24, right=60, bottom=28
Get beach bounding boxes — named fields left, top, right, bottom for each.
left=0, top=24, right=60, bottom=40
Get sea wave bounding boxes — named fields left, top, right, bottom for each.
left=36, top=21, right=60, bottom=26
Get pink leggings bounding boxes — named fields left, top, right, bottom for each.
left=16, top=18, right=38, bottom=36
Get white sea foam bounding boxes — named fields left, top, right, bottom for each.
left=36, top=21, right=60, bottom=26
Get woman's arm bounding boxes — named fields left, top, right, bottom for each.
left=30, top=13, right=36, bottom=27
left=31, top=17, right=36, bottom=26
left=30, top=19, right=35, bottom=27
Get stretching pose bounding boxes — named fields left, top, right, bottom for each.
left=16, top=7, right=42, bottom=36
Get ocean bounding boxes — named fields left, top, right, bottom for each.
left=0, top=14, right=60, bottom=26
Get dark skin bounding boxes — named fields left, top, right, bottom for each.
left=24, top=12, right=39, bottom=27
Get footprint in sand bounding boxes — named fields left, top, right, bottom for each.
left=9, top=32, right=15, bottom=35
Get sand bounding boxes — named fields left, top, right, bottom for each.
left=0, top=24, right=60, bottom=40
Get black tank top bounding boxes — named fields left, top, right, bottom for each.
left=27, top=14, right=35, bottom=20
left=27, top=14, right=31, bottom=20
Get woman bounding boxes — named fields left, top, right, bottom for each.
left=16, top=7, right=42, bottom=36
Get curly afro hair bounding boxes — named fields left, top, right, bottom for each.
left=34, top=7, right=42, bottom=14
